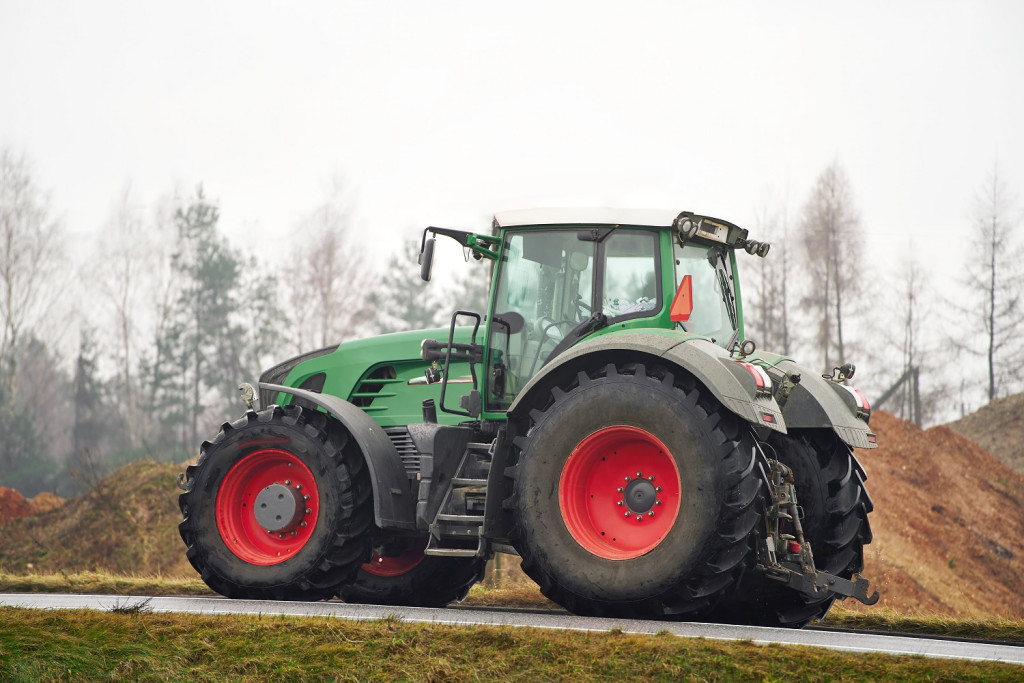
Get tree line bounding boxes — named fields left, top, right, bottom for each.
left=1, top=147, right=1020, bottom=496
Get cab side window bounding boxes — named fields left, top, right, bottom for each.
left=602, top=231, right=659, bottom=320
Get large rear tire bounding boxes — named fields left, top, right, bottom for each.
left=707, top=431, right=873, bottom=627
left=339, top=537, right=486, bottom=607
left=178, top=405, right=373, bottom=600
left=509, top=362, right=762, bottom=619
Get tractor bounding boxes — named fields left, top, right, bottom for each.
left=178, top=208, right=877, bottom=627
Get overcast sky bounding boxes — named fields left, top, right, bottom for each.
left=2, top=1, right=1022, bottom=281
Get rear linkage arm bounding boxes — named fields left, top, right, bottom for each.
left=753, top=439, right=879, bottom=606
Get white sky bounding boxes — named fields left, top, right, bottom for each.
left=3, top=1, right=1022, bottom=266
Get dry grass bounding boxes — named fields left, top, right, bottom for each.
left=0, top=571, right=213, bottom=596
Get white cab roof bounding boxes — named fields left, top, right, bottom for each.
left=493, top=207, right=680, bottom=228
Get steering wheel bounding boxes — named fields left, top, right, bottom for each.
left=527, top=317, right=574, bottom=377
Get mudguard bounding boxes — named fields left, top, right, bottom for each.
left=770, top=360, right=877, bottom=450
left=260, top=382, right=416, bottom=530
left=507, top=332, right=787, bottom=432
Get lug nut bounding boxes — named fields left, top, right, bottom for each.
left=304, top=494, right=310, bottom=501
left=648, top=475, right=655, bottom=482
left=278, top=533, right=284, bottom=539
left=636, top=515, right=642, bottom=521
left=636, top=471, right=643, bottom=477
left=624, top=476, right=630, bottom=482
left=305, top=508, right=312, bottom=514
left=624, top=511, right=631, bottom=517
left=285, top=479, right=291, bottom=485
left=296, top=484, right=302, bottom=490
left=290, top=530, right=297, bottom=537
left=300, top=521, right=307, bottom=527
left=617, top=501, right=623, bottom=506
left=655, top=486, right=662, bottom=492
left=648, top=511, right=655, bottom=517
left=656, top=500, right=662, bottom=506
left=616, top=487, right=623, bottom=493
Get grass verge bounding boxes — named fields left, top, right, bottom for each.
left=4, top=571, right=1024, bottom=644
left=1, top=607, right=1021, bottom=682
left=0, top=571, right=213, bottom=597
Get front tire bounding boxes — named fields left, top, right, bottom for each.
left=178, top=405, right=373, bottom=600
left=339, top=537, right=486, bottom=607
left=509, top=362, right=762, bottom=619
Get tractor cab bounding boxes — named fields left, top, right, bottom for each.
left=419, top=209, right=765, bottom=414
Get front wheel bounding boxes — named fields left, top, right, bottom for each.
left=339, top=536, right=485, bottom=607
left=178, top=405, right=373, bottom=600
left=509, top=362, right=762, bottom=620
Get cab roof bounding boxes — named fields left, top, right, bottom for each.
left=493, top=207, right=680, bottom=228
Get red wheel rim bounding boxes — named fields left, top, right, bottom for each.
left=362, top=538, right=429, bottom=577
left=215, top=448, right=320, bottom=566
left=559, top=425, right=681, bottom=560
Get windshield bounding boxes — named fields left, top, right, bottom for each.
left=485, top=228, right=659, bottom=410
left=673, top=241, right=738, bottom=347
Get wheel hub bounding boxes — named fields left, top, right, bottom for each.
left=253, top=483, right=304, bottom=532
left=623, top=477, right=657, bottom=514
left=559, top=425, right=681, bottom=560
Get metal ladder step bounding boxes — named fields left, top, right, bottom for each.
left=424, top=547, right=478, bottom=557
left=436, top=513, right=484, bottom=523
left=451, top=477, right=488, bottom=486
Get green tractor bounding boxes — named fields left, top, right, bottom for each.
left=178, top=208, right=877, bottom=626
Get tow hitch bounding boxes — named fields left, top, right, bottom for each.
left=756, top=448, right=879, bottom=606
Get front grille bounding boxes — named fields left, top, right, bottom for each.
left=384, top=426, right=420, bottom=477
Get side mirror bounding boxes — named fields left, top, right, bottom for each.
left=419, top=237, right=435, bottom=281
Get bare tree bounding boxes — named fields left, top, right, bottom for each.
left=798, top=161, right=866, bottom=372
left=963, top=168, right=1023, bottom=401
left=0, top=148, right=65, bottom=383
left=95, top=187, right=149, bottom=449
left=284, top=203, right=373, bottom=352
left=745, top=203, right=793, bottom=355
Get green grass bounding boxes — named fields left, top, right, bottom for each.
left=1, top=607, right=1021, bottom=682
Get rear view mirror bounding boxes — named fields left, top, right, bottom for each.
left=419, top=237, right=435, bottom=281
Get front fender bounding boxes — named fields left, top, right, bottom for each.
left=260, top=383, right=415, bottom=530
left=507, top=332, right=787, bottom=433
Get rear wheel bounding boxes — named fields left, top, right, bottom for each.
left=509, top=362, right=762, bottom=619
left=707, top=431, right=873, bottom=627
left=339, top=536, right=486, bottom=607
left=178, top=405, right=373, bottom=600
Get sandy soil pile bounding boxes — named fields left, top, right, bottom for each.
left=851, top=411, right=1024, bottom=617
left=947, top=393, right=1024, bottom=474
left=0, top=487, right=64, bottom=524
left=0, top=461, right=193, bottom=577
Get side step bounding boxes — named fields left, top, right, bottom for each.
left=425, top=440, right=493, bottom=558
left=424, top=548, right=478, bottom=557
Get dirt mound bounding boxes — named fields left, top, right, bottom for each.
left=0, top=461, right=193, bottom=577
left=947, top=392, right=1024, bottom=474
left=27, top=492, right=65, bottom=514
left=850, top=411, right=1024, bottom=617
left=1, top=487, right=66, bottom=525
left=0, top=487, right=34, bottom=523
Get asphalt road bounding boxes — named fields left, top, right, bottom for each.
left=2, top=593, right=1022, bottom=665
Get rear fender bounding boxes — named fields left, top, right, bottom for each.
left=260, top=382, right=415, bottom=530
left=771, top=360, right=877, bottom=450
left=507, top=332, right=787, bottom=432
